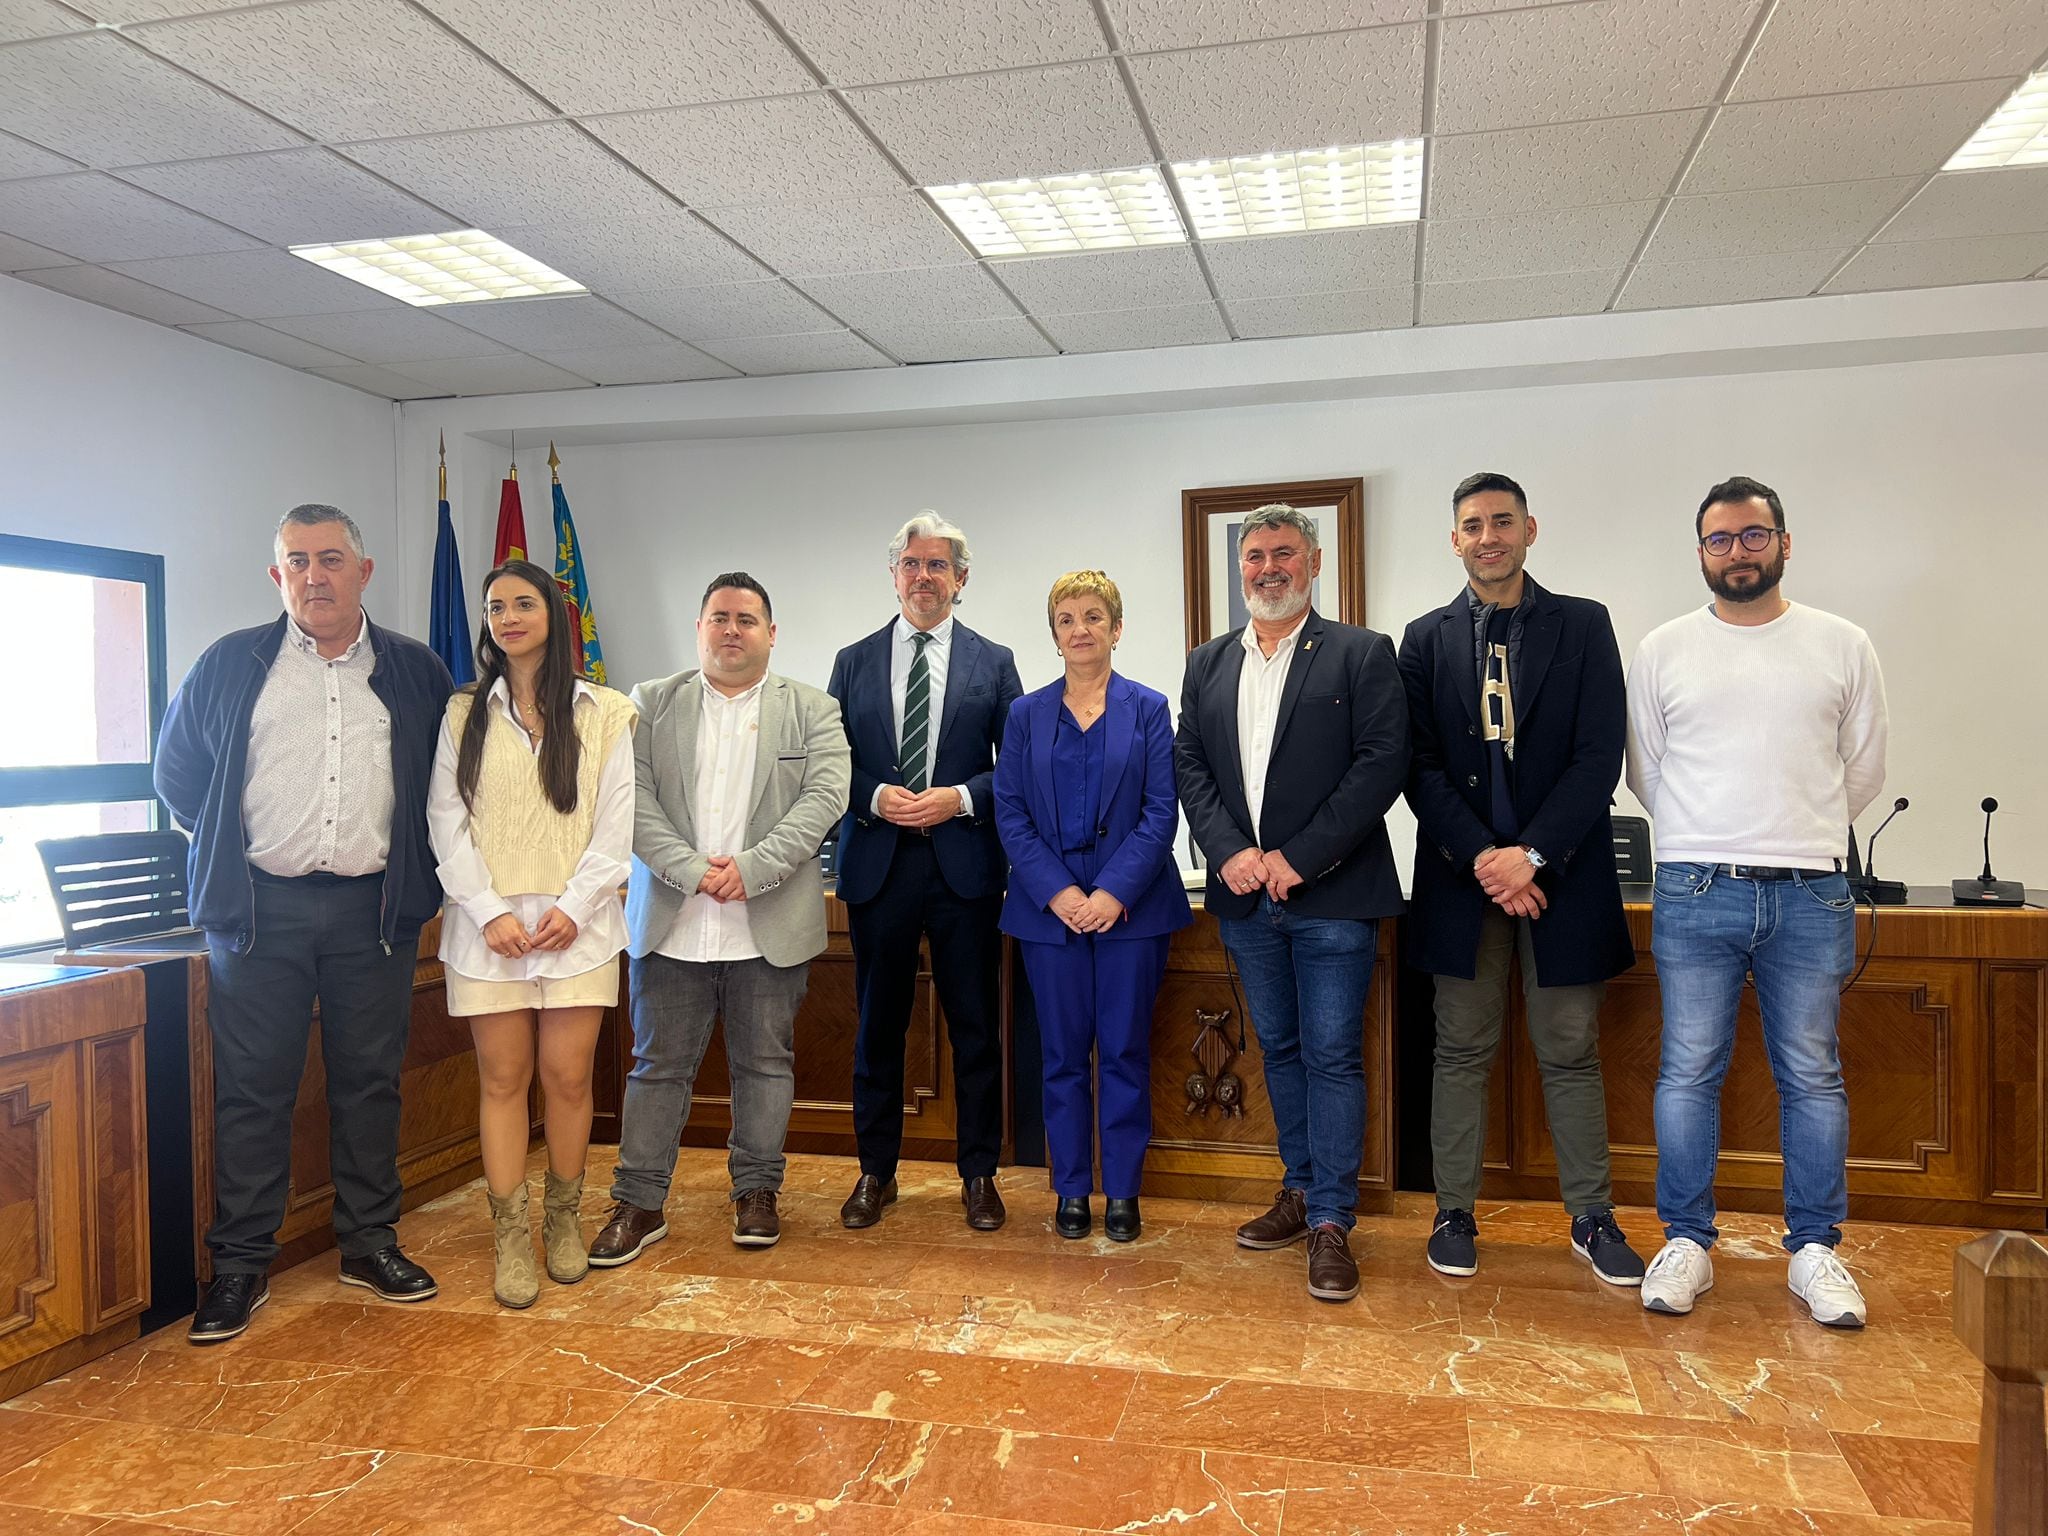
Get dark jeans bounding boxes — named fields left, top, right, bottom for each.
left=1218, top=897, right=1377, bottom=1231
left=205, top=871, right=415, bottom=1273
left=846, top=835, right=1005, bottom=1180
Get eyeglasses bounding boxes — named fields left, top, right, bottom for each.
left=895, top=557, right=954, bottom=577
left=1699, top=526, right=1781, bottom=557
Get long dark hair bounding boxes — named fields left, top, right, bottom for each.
left=455, top=558, right=583, bottom=815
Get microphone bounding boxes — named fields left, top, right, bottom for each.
left=1952, top=796, right=2024, bottom=907
left=1851, top=796, right=1909, bottom=904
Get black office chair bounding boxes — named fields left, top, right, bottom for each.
left=37, top=830, right=204, bottom=953
left=1611, top=815, right=1653, bottom=882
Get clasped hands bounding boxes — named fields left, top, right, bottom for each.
left=482, top=907, right=579, bottom=958
left=1475, top=845, right=1547, bottom=919
left=697, top=854, right=747, bottom=903
left=876, top=783, right=964, bottom=829
left=1049, top=884, right=1126, bottom=934
left=1219, top=846, right=1304, bottom=901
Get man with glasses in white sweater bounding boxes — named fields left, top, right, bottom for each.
left=1625, top=475, right=1888, bottom=1329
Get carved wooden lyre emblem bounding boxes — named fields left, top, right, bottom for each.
left=1184, top=1007, right=1244, bottom=1118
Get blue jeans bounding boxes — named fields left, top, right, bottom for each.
left=1218, top=898, right=1377, bottom=1231
left=1650, top=863, right=1854, bottom=1253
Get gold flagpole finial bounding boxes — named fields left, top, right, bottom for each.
left=548, top=440, right=561, bottom=484
left=437, top=430, right=447, bottom=501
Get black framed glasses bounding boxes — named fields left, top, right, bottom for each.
left=1699, top=526, right=1780, bottom=557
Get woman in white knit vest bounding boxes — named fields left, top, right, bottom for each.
left=427, top=558, right=638, bottom=1308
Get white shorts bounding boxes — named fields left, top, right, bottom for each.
left=444, top=961, right=620, bottom=1017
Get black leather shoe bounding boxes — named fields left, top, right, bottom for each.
left=338, top=1245, right=438, bottom=1302
left=1104, top=1198, right=1141, bottom=1243
left=963, top=1176, right=1006, bottom=1231
left=188, top=1272, right=267, bottom=1344
left=1055, top=1196, right=1091, bottom=1239
left=840, top=1174, right=898, bottom=1230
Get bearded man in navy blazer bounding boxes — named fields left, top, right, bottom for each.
left=1176, top=503, right=1409, bottom=1304
left=828, top=512, right=1023, bottom=1232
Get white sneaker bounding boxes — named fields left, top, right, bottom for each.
left=1788, top=1243, right=1867, bottom=1329
left=1641, top=1238, right=1714, bottom=1315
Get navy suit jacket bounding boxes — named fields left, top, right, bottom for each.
left=827, top=617, right=1023, bottom=905
left=1397, top=578, right=1634, bottom=986
left=1176, top=610, right=1410, bottom=921
left=993, top=673, right=1194, bottom=945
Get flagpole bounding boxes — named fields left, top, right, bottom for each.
left=549, top=440, right=561, bottom=485
left=438, top=430, right=447, bottom=501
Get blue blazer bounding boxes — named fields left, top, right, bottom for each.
left=994, top=673, right=1193, bottom=945
left=827, top=617, right=1023, bottom=905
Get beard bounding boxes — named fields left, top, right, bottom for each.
left=1702, top=548, right=1785, bottom=604
left=1245, top=579, right=1309, bottom=625
left=1463, top=548, right=1525, bottom=590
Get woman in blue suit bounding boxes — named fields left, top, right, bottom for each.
left=995, top=571, right=1192, bottom=1242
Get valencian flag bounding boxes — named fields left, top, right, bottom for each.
left=493, top=456, right=528, bottom=564
left=549, top=442, right=607, bottom=684
left=426, top=433, right=475, bottom=685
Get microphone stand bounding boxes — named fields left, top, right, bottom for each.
left=1852, top=798, right=1909, bottom=905
left=1953, top=798, right=2024, bottom=907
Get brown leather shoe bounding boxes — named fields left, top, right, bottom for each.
left=733, top=1189, right=780, bottom=1248
left=586, top=1200, right=667, bottom=1268
left=1306, top=1223, right=1360, bottom=1302
left=962, top=1176, right=1006, bottom=1231
left=840, top=1174, right=897, bottom=1229
left=1236, top=1187, right=1309, bottom=1250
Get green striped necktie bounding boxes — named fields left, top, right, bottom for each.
left=899, top=630, right=933, bottom=792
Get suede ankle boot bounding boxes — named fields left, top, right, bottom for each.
left=543, top=1168, right=589, bottom=1285
left=487, top=1184, right=539, bottom=1309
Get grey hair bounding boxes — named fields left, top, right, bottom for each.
left=888, top=511, right=972, bottom=585
left=275, top=503, right=365, bottom=562
left=1237, top=502, right=1320, bottom=554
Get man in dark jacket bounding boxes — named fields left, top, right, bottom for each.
left=1398, top=472, right=1642, bottom=1286
left=155, top=504, right=453, bottom=1342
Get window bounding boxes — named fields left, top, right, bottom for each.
left=0, top=534, right=168, bottom=952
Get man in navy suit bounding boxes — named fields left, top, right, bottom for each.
left=1176, top=503, right=1409, bottom=1303
left=828, top=513, right=1023, bottom=1231
left=1398, top=472, right=1643, bottom=1288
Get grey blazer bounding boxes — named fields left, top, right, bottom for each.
left=625, top=668, right=852, bottom=968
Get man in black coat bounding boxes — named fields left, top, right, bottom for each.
left=1398, top=472, right=1642, bottom=1286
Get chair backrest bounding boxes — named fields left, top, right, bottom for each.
left=37, top=830, right=194, bottom=951
left=1611, top=815, right=1653, bottom=882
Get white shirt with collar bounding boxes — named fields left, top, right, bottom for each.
left=427, top=678, right=635, bottom=981
left=657, top=673, right=767, bottom=963
left=871, top=613, right=974, bottom=819
left=243, top=612, right=394, bottom=878
left=1236, top=610, right=1310, bottom=846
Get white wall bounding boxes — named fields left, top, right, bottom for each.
left=0, top=274, right=400, bottom=681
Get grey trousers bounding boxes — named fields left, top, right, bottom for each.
left=1431, top=904, right=1614, bottom=1216
left=610, top=951, right=811, bottom=1209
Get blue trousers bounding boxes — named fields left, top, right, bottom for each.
left=1020, top=933, right=1171, bottom=1199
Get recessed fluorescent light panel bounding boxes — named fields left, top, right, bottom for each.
left=927, top=169, right=1186, bottom=256
left=288, top=230, right=587, bottom=307
left=1172, top=141, right=1424, bottom=239
left=1945, top=70, right=2048, bottom=169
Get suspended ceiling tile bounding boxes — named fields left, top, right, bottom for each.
left=858, top=313, right=1055, bottom=363
left=1824, top=231, right=2048, bottom=293
left=1423, top=202, right=1657, bottom=284
left=437, top=293, right=677, bottom=352
left=486, top=209, right=768, bottom=294
left=693, top=328, right=896, bottom=372
left=530, top=341, right=740, bottom=384
left=703, top=193, right=972, bottom=276
left=0, top=0, right=92, bottom=44
left=1732, top=0, right=2048, bottom=103
left=768, top=0, right=1107, bottom=86
left=1201, top=224, right=1418, bottom=300
left=1102, top=0, right=1420, bottom=53
left=1129, top=28, right=1425, bottom=162
left=990, top=244, right=1211, bottom=314
left=0, top=130, right=81, bottom=181
left=105, top=247, right=403, bottom=317
left=308, top=362, right=449, bottom=398
left=796, top=264, right=1019, bottom=329
left=1426, top=112, right=1703, bottom=220
left=0, top=31, right=305, bottom=167
left=341, top=121, right=677, bottom=230
left=64, top=0, right=267, bottom=19
left=1684, top=80, right=2011, bottom=193
left=1878, top=167, right=2048, bottom=242
left=848, top=61, right=1152, bottom=186
left=262, top=307, right=513, bottom=364
left=0, top=171, right=263, bottom=261
left=1229, top=284, right=1413, bottom=337
left=1615, top=247, right=1846, bottom=309
left=1039, top=300, right=1229, bottom=352
left=114, top=147, right=455, bottom=246
left=390, top=353, right=597, bottom=394
left=1435, top=0, right=1760, bottom=134
left=1645, top=178, right=1914, bottom=262
left=178, top=319, right=360, bottom=368
left=606, top=279, right=837, bottom=340
left=133, top=0, right=551, bottom=143
left=0, top=230, right=73, bottom=269
left=14, top=262, right=237, bottom=325
left=1419, top=267, right=1621, bottom=324
left=584, top=93, right=904, bottom=210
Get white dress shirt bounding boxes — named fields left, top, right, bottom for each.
left=872, top=614, right=974, bottom=819
left=243, top=613, right=394, bottom=877
left=1236, top=611, right=1309, bottom=846
left=657, top=674, right=766, bottom=963
left=428, top=679, right=634, bottom=982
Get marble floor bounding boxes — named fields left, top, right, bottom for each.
left=0, top=1148, right=1990, bottom=1535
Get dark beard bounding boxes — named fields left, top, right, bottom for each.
left=1704, top=553, right=1784, bottom=604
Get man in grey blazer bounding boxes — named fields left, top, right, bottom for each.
left=589, top=573, right=850, bottom=1263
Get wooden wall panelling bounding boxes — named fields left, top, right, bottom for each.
left=1987, top=962, right=2047, bottom=1204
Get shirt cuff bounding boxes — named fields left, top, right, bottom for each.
left=954, top=785, right=974, bottom=818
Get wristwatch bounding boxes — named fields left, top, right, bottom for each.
left=1522, top=846, right=1547, bottom=870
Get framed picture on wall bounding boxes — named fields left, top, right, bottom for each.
left=1180, top=477, right=1367, bottom=649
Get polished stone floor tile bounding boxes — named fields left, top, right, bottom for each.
left=1833, top=1431, right=1978, bottom=1521
left=283, top=1451, right=715, bottom=1534
left=1110, top=1370, right=1472, bottom=1474
left=794, top=1345, right=1138, bottom=1438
